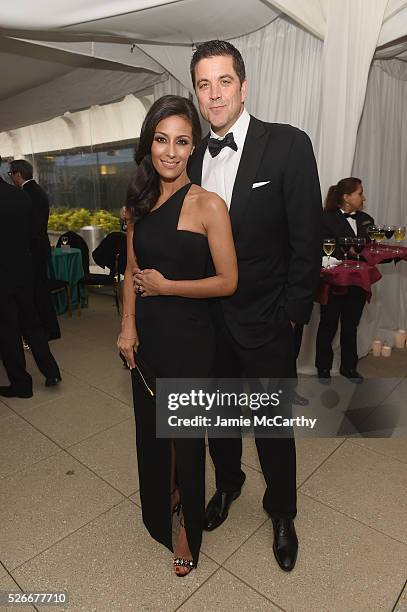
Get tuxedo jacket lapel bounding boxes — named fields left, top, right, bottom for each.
left=335, top=209, right=356, bottom=237
left=229, top=116, right=268, bottom=237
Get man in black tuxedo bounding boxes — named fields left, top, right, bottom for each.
left=9, top=159, right=60, bottom=340
left=187, top=41, right=322, bottom=571
left=0, top=158, right=61, bottom=397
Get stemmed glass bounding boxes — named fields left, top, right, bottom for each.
left=323, top=238, right=336, bottom=268
left=339, top=237, right=353, bottom=268
left=352, top=237, right=366, bottom=268
left=374, top=225, right=385, bottom=253
left=367, top=224, right=377, bottom=253
left=394, top=225, right=406, bottom=254
left=384, top=225, right=395, bottom=251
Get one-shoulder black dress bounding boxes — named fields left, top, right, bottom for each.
left=132, top=183, right=214, bottom=565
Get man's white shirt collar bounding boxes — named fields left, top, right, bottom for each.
left=209, top=107, right=250, bottom=151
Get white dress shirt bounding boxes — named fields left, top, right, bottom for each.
left=339, top=208, right=357, bottom=235
left=201, top=108, right=250, bottom=209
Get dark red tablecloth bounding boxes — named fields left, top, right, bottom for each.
left=361, top=243, right=407, bottom=266
left=316, top=261, right=382, bottom=305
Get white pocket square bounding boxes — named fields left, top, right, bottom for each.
left=252, top=181, right=271, bottom=189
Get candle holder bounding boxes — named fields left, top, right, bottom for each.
left=394, top=329, right=406, bottom=349
left=381, top=345, right=392, bottom=358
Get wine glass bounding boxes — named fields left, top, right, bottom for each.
left=352, top=237, right=366, bottom=268
left=367, top=224, right=377, bottom=253
left=384, top=225, right=395, bottom=251
left=374, top=225, right=385, bottom=253
left=339, top=237, right=353, bottom=267
left=394, top=225, right=406, bottom=254
left=323, top=238, right=336, bottom=268
left=61, top=236, right=68, bottom=247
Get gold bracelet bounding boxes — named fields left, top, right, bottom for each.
left=122, top=313, right=135, bottom=318
left=119, top=335, right=138, bottom=340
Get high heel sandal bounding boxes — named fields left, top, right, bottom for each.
left=173, top=514, right=196, bottom=577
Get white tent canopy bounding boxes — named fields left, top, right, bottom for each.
left=0, top=0, right=406, bottom=369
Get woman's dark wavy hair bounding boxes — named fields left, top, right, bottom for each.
left=324, top=177, right=362, bottom=212
left=126, top=95, right=201, bottom=223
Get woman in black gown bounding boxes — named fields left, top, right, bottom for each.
left=117, top=95, right=237, bottom=576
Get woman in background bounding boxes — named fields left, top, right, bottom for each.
left=117, top=95, right=237, bottom=576
left=315, top=177, right=374, bottom=383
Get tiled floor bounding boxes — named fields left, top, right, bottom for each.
left=1, top=294, right=406, bottom=611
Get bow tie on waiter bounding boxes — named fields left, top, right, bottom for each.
left=342, top=211, right=358, bottom=219
left=208, top=132, right=238, bottom=157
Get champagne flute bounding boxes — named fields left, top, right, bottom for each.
left=339, top=237, right=353, bottom=268
left=367, top=224, right=377, bottom=253
left=323, top=238, right=336, bottom=268
left=352, top=237, right=366, bottom=268
left=394, top=225, right=406, bottom=254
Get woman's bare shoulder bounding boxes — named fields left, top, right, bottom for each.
left=189, top=184, right=227, bottom=212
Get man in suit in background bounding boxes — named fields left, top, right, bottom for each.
left=187, top=40, right=322, bottom=571
left=0, top=156, right=61, bottom=397
left=9, top=159, right=60, bottom=340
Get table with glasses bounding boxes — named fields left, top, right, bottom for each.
left=50, top=247, right=85, bottom=314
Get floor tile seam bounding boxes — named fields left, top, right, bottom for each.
left=299, top=490, right=407, bottom=548
left=375, top=377, right=405, bottom=407
left=199, top=512, right=269, bottom=566
left=391, top=579, right=407, bottom=612
left=127, top=495, right=141, bottom=508
left=295, top=438, right=348, bottom=490
left=0, top=389, right=79, bottom=416
left=0, top=568, right=38, bottom=611
left=172, top=565, right=223, bottom=612
left=346, top=438, right=407, bottom=465
left=61, top=414, right=134, bottom=452
left=220, top=566, right=288, bottom=611
left=7, top=498, right=128, bottom=575
left=0, top=448, right=63, bottom=483
left=205, top=516, right=270, bottom=568
left=57, top=368, right=133, bottom=408
left=59, top=446, right=132, bottom=499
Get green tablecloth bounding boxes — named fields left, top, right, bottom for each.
left=50, top=247, right=85, bottom=314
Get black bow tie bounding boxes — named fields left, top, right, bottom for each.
left=208, top=132, right=237, bottom=157
left=343, top=212, right=357, bottom=219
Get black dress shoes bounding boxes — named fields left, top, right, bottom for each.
left=204, top=489, right=241, bottom=531
left=339, top=366, right=363, bottom=383
left=317, top=369, right=331, bottom=384
left=0, top=386, right=33, bottom=398
left=45, top=375, right=62, bottom=387
left=272, top=517, right=298, bottom=571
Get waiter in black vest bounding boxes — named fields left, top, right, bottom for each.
left=9, top=159, right=60, bottom=340
left=187, top=41, right=322, bottom=571
left=0, top=157, right=61, bottom=398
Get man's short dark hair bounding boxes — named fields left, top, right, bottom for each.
left=9, top=159, right=33, bottom=180
left=190, top=40, right=246, bottom=88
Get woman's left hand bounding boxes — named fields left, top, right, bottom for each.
left=134, top=268, right=168, bottom=296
